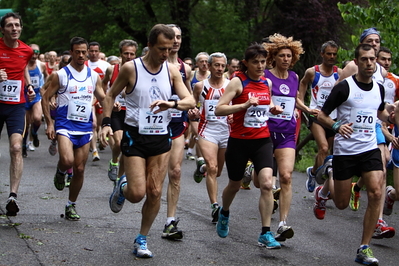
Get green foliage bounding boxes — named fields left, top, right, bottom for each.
left=294, top=122, right=318, bottom=172
left=338, top=0, right=399, bottom=72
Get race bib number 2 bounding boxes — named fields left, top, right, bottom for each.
left=244, top=105, right=270, bottom=128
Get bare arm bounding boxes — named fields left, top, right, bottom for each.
left=337, top=60, right=357, bottom=83
left=24, top=66, right=35, bottom=101
left=102, top=62, right=134, bottom=119
left=41, top=61, right=49, bottom=81
left=215, top=77, right=246, bottom=116
left=94, top=75, right=105, bottom=102
left=296, top=67, right=318, bottom=115
left=183, top=63, right=192, bottom=94
left=318, top=110, right=353, bottom=139
left=150, top=64, right=195, bottom=113
left=102, top=65, right=113, bottom=94
left=41, top=73, right=60, bottom=140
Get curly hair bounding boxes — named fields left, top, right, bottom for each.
left=263, top=33, right=304, bottom=68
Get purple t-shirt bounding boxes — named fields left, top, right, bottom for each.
left=264, top=69, right=298, bottom=134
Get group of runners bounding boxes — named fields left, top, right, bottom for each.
left=1, top=11, right=399, bottom=265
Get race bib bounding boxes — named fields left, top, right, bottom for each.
left=31, top=76, right=40, bottom=89
left=244, top=105, right=270, bottom=128
left=0, top=80, right=22, bottom=102
left=350, top=108, right=375, bottom=134
left=67, top=96, right=92, bottom=122
left=204, top=99, right=222, bottom=121
left=316, top=88, right=331, bottom=108
left=138, top=108, right=169, bottom=135
left=269, top=96, right=294, bottom=120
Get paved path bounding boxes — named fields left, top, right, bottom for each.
left=0, top=129, right=398, bottom=266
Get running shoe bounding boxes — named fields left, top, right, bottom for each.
left=383, top=185, right=395, bottom=216
left=275, top=225, right=294, bottom=242
left=22, top=146, right=27, bottom=158
left=216, top=207, right=229, bottom=238
left=211, top=205, right=220, bottom=224
left=186, top=152, right=195, bottom=160
left=92, top=150, right=100, bottom=161
left=315, top=155, right=332, bottom=185
left=65, top=173, right=73, bottom=187
left=272, top=199, right=278, bottom=214
left=48, top=140, right=57, bottom=156
left=98, top=142, right=105, bottom=151
left=349, top=182, right=361, bottom=211
left=355, top=246, right=379, bottom=265
left=32, top=133, right=40, bottom=147
left=6, top=196, right=19, bottom=216
left=133, top=235, right=153, bottom=258
left=313, top=186, right=328, bottom=220
left=54, top=170, right=66, bottom=191
left=108, top=160, right=119, bottom=181
left=193, top=157, right=206, bottom=183
left=109, top=175, right=127, bottom=213
left=241, top=161, right=253, bottom=189
left=161, top=219, right=183, bottom=240
left=65, top=204, right=80, bottom=221
left=258, top=232, right=281, bottom=249
left=305, top=166, right=316, bottom=192
left=27, top=141, right=35, bottom=151
left=372, top=219, right=395, bottom=239
left=273, top=187, right=281, bottom=201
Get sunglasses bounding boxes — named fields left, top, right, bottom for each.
left=33, top=49, right=40, bottom=54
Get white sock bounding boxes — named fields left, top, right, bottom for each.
left=200, top=164, right=206, bottom=173
left=319, top=189, right=330, bottom=199
left=67, top=200, right=76, bottom=207
left=278, top=221, right=286, bottom=228
left=187, top=148, right=193, bottom=154
left=166, top=217, right=175, bottom=226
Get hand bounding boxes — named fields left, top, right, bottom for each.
left=308, top=109, right=320, bottom=117
left=100, top=126, right=113, bottom=147
left=338, top=122, right=354, bottom=139
left=149, top=100, right=173, bottom=114
left=45, top=124, right=56, bottom=140
left=0, top=69, right=7, bottom=82
left=49, top=101, right=57, bottom=110
left=246, top=97, right=259, bottom=108
left=270, top=105, right=283, bottom=115
left=113, top=102, right=121, bottom=112
left=188, top=108, right=199, bottom=120
left=27, top=87, right=36, bottom=102
left=227, top=114, right=234, bottom=124
left=391, top=137, right=399, bottom=150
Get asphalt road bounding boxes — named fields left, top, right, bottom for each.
left=0, top=128, right=398, bottom=266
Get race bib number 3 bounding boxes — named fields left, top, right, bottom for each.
left=350, top=108, right=375, bottom=134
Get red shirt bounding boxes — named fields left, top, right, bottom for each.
left=230, top=72, right=271, bottom=139
left=0, top=38, right=33, bottom=104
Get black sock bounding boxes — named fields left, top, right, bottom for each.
left=354, top=184, right=361, bottom=192
left=221, top=208, right=229, bottom=217
left=9, top=192, right=17, bottom=198
left=261, top=227, right=270, bottom=235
